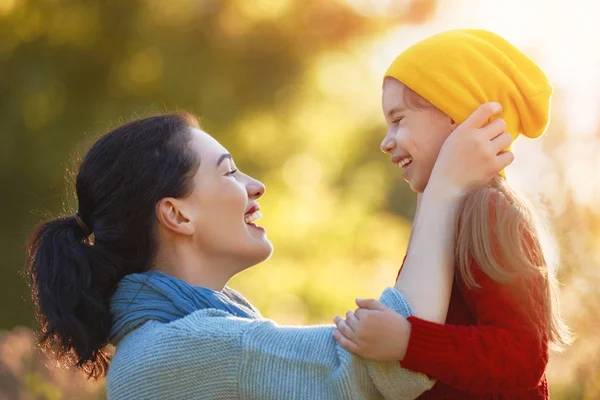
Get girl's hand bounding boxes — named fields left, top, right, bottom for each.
left=333, top=298, right=411, bottom=361
left=429, top=102, right=513, bottom=198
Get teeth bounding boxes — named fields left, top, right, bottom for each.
left=398, top=157, right=413, bottom=168
left=244, top=210, right=262, bottom=224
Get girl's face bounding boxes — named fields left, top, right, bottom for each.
left=380, top=78, right=456, bottom=193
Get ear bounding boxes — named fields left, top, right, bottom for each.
left=156, top=198, right=195, bottom=236
left=437, top=112, right=457, bottom=132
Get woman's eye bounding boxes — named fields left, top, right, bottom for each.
left=226, top=169, right=238, bottom=176
left=392, top=117, right=404, bottom=125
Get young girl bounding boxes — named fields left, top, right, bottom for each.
left=333, top=29, right=571, bottom=399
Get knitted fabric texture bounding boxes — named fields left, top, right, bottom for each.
left=107, top=286, right=434, bottom=399
left=384, top=29, right=552, bottom=174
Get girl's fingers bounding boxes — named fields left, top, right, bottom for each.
left=332, top=330, right=360, bottom=353
left=355, top=298, right=386, bottom=311
left=462, top=102, right=503, bottom=129
left=494, top=150, right=515, bottom=171
left=480, top=117, right=507, bottom=140
left=346, top=310, right=360, bottom=331
left=490, top=131, right=513, bottom=154
left=333, top=316, right=355, bottom=339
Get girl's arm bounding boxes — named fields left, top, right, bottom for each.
left=399, top=189, right=551, bottom=392
left=400, top=264, right=548, bottom=393
left=334, top=214, right=549, bottom=393
left=333, top=102, right=513, bottom=361
left=394, top=102, right=512, bottom=324
left=405, top=194, right=421, bottom=250
left=394, top=188, right=460, bottom=324
left=335, top=263, right=548, bottom=393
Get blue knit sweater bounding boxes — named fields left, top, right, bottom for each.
left=106, top=287, right=433, bottom=399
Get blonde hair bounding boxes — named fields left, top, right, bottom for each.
left=456, top=176, right=572, bottom=352
left=398, top=81, right=572, bottom=352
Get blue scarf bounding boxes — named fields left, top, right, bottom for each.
left=109, top=271, right=260, bottom=345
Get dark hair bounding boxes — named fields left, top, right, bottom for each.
left=26, top=112, right=201, bottom=379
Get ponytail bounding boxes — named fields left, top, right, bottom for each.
left=27, top=214, right=118, bottom=379
left=27, top=112, right=200, bottom=379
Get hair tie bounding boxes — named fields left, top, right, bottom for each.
left=74, top=212, right=92, bottom=236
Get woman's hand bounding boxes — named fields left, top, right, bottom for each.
left=428, top=102, right=513, bottom=199
left=333, top=298, right=411, bottom=361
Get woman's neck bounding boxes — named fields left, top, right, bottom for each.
left=154, top=244, right=236, bottom=291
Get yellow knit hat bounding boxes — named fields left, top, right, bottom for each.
left=384, top=29, right=552, bottom=164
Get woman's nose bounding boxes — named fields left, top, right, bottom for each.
left=247, top=178, right=265, bottom=200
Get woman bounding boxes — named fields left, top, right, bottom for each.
left=27, top=105, right=511, bottom=399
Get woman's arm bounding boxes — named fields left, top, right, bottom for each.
left=132, top=288, right=432, bottom=400
left=237, top=288, right=433, bottom=400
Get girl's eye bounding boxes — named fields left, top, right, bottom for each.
left=226, top=169, right=238, bottom=176
left=392, top=117, right=404, bottom=125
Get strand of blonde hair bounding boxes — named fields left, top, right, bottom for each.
left=455, top=176, right=572, bottom=352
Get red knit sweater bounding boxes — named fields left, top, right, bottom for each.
left=396, top=255, right=550, bottom=399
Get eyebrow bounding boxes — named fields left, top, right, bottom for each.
left=386, top=106, right=407, bottom=119
left=216, top=153, right=232, bottom=167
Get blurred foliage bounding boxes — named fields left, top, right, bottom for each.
left=1, top=0, right=599, bottom=399
left=0, top=327, right=105, bottom=400
left=0, top=0, right=420, bottom=329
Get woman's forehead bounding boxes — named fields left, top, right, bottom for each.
left=189, top=128, right=230, bottom=160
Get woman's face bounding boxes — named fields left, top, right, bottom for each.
left=175, top=128, right=273, bottom=270
left=380, top=78, right=455, bottom=193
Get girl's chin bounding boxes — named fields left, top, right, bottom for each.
left=406, top=175, right=426, bottom=194
left=406, top=168, right=432, bottom=194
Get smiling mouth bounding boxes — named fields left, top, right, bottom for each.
left=393, top=156, right=413, bottom=169
left=244, top=210, right=262, bottom=224
left=399, top=157, right=412, bottom=168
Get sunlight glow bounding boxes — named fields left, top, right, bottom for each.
left=342, top=0, right=411, bottom=17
